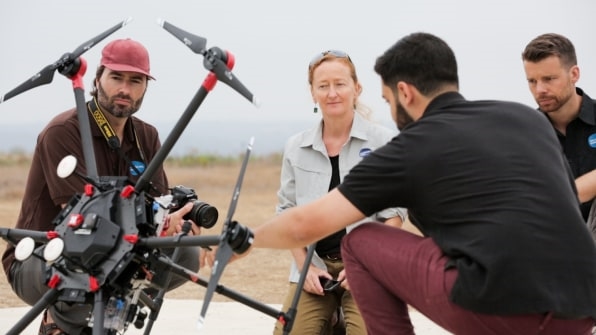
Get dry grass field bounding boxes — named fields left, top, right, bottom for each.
left=0, top=153, right=292, bottom=308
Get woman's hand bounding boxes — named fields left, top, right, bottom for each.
left=337, top=269, right=350, bottom=291
left=302, top=266, right=333, bottom=296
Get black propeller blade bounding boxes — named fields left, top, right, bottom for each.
left=207, top=49, right=260, bottom=106
left=198, top=137, right=254, bottom=329
left=0, top=17, right=132, bottom=104
left=156, top=18, right=260, bottom=107
left=157, top=18, right=207, bottom=54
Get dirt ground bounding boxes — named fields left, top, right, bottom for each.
left=0, top=155, right=293, bottom=308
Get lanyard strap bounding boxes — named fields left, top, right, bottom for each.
left=87, top=98, right=147, bottom=164
left=86, top=98, right=163, bottom=195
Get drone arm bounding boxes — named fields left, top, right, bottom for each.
left=152, top=253, right=281, bottom=319
left=66, top=57, right=98, bottom=179
left=5, top=288, right=61, bottom=335
left=0, top=227, right=54, bottom=244
left=135, top=82, right=210, bottom=192
left=136, top=234, right=221, bottom=249
left=92, top=289, right=105, bottom=335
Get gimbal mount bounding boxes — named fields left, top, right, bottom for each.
left=0, top=18, right=309, bottom=335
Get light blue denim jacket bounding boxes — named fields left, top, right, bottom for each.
left=276, top=112, right=407, bottom=282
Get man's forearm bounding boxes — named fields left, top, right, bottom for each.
left=575, top=169, right=596, bottom=203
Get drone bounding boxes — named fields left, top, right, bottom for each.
left=0, top=18, right=310, bottom=335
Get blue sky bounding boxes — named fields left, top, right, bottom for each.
left=1, top=0, right=595, bottom=154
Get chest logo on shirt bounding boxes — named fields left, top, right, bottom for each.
left=588, top=134, right=596, bottom=148
left=130, top=160, right=146, bottom=176
left=359, top=148, right=372, bottom=157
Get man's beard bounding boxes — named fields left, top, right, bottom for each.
left=396, top=100, right=415, bottom=130
left=536, top=79, right=575, bottom=114
left=97, top=82, right=143, bottom=118
left=537, top=90, right=573, bottom=114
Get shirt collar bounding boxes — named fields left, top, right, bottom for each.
left=299, top=111, right=370, bottom=151
left=575, top=87, right=596, bottom=125
left=423, top=91, right=466, bottom=117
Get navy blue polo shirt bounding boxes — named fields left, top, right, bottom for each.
left=549, top=87, right=596, bottom=220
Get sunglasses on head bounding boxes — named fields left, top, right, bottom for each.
left=309, top=50, right=351, bottom=69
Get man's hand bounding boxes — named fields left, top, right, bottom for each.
left=201, top=246, right=217, bottom=268
left=164, top=202, right=201, bottom=236
left=202, top=244, right=256, bottom=268
left=575, top=169, right=596, bottom=203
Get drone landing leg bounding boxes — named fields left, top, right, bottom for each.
left=281, top=243, right=316, bottom=335
left=6, top=288, right=61, bottom=335
left=92, top=289, right=105, bottom=335
left=143, top=227, right=190, bottom=335
left=151, top=254, right=281, bottom=318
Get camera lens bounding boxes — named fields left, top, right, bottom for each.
left=185, top=202, right=218, bottom=228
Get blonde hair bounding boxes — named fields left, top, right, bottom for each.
left=308, top=53, right=372, bottom=120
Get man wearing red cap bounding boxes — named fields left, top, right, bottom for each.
left=2, top=38, right=201, bottom=335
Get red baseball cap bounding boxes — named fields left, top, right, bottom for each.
left=101, top=38, right=155, bottom=80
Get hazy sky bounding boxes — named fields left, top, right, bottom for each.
left=1, top=0, right=595, bottom=153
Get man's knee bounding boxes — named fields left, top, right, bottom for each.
left=341, top=222, right=382, bottom=255
left=162, top=246, right=200, bottom=271
left=177, top=246, right=200, bottom=272
left=10, top=258, right=48, bottom=306
left=168, top=247, right=200, bottom=289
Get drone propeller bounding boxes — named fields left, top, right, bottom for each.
left=198, top=136, right=254, bottom=329
left=156, top=18, right=260, bottom=107
left=0, top=17, right=132, bottom=104
left=156, top=18, right=207, bottom=54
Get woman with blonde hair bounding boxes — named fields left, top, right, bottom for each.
left=273, top=50, right=406, bottom=335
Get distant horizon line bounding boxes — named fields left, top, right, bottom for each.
left=0, top=119, right=320, bottom=156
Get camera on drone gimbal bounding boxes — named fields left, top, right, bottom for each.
left=169, top=185, right=219, bottom=229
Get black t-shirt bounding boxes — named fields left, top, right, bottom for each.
left=338, top=92, right=596, bottom=317
left=549, top=87, right=596, bottom=220
left=315, top=155, right=345, bottom=256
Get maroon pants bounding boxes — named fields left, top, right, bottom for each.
left=341, top=223, right=594, bottom=335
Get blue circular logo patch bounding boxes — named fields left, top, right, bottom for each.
left=359, top=148, right=372, bottom=157
left=588, top=134, right=596, bottom=148
left=130, top=160, right=146, bottom=176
